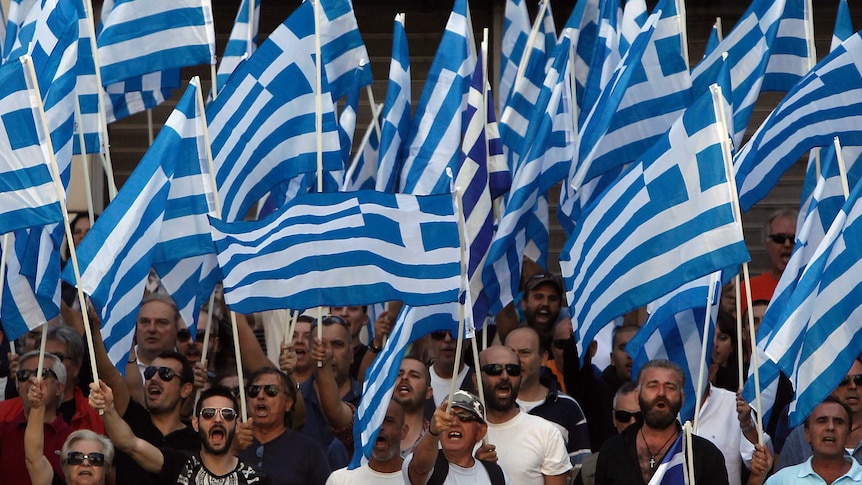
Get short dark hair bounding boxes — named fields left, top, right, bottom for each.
left=156, top=350, right=194, bottom=384
left=47, top=325, right=85, bottom=366
left=310, top=315, right=352, bottom=346
left=195, top=385, right=240, bottom=416
left=612, top=324, right=639, bottom=347
left=805, top=395, right=853, bottom=430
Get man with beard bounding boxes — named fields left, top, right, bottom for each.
left=479, top=346, right=572, bottom=484
left=239, top=367, right=330, bottom=485
left=520, top=273, right=564, bottom=349
left=765, top=397, right=862, bottom=485
left=91, top=382, right=271, bottom=484
left=405, top=390, right=511, bottom=485
left=594, top=359, right=730, bottom=485
left=327, top=400, right=406, bottom=484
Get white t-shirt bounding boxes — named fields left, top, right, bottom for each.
left=486, top=410, right=573, bottom=485
left=327, top=464, right=404, bottom=485
left=402, top=453, right=512, bottom=485
left=430, top=365, right=470, bottom=407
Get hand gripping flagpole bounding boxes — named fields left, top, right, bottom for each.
left=193, top=77, right=248, bottom=421
left=712, top=82, right=763, bottom=445
left=22, top=55, right=101, bottom=401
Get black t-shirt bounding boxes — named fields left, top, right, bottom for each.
left=160, top=451, right=272, bottom=485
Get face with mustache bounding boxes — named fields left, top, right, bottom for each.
left=372, top=400, right=406, bottom=463
left=521, top=283, right=562, bottom=335
left=144, top=357, right=192, bottom=415
left=637, top=367, right=684, bottom=430
left=250, top=372, right=293, bottom=432
left=194, top=395, right=237, bottom=456
left=805, top=400, right=851, bottom=459
left=765, top=215, right=796, bottom=276
left=479, top=347, right=522, bottom=413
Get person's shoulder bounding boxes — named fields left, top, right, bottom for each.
left=237, top=458, right=271, bottom=482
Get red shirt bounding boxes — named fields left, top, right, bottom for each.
left=0, top=408, right=73, bottom=485
left=0, top=387, right=105, bottom=434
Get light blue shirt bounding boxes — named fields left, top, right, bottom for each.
left=766, top=456, right=862, bottom=485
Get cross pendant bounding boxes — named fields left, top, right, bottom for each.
left=649, top=457, right=656, bottom=469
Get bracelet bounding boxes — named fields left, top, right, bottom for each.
left=368, top=341, right=382, bottom=354
left=428, top=427, right=440, bottom=437
left=127, top=357, right=137, bottom=364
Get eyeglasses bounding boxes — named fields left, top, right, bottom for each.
left=552, top=338, right=571, bottom=350
left=177, top=329, right=208, bottom=342
left=840, top=374, right=862, bottom=387
left=248, top=384, right=280, bottom=398
left=480, top=363, right=521, bottom=377
left=451, top=411, right=480, bottom=423
left=613, top=410, right=642, bottom=422
left=321, top=315, right=348, bottom=326
left=430, top=330, right=453, bottom=341
left=64, top=451, right=106, bottom=467
left=199, top=407, right=238, bottom=422
left=16, top=368, right=57, bottom=382
left=144, top=366, right=179, bottom=382
left=767, top=233, right=795, bottom=244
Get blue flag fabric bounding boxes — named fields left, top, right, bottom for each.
left=96, top=0, right=215, bottom=86
left=211, top=191, right=462, bottom=314
left=214, top=0, right=259, bottom=95
left=208, top=0, right=343, bottom=223
left=734, top=31, right=862, bottom=211
left=61, top=80, right=217, bottom=370
left=0, top=56, right=62, bottom=236
left=562, top=86, right=749, bottom=358
left=375, top=14, right=411, bottom=193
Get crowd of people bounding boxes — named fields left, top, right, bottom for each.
left=2, top=207, right=861, bottom=485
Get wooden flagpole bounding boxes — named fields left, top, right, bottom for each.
left=72, top=97, right=96, bottom=226
left=692, top=271, right=718, bottom=433
left=313, top=0, right=325, bottom=358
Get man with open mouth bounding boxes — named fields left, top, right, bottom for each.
left=90, top=382, right=271, bottom=484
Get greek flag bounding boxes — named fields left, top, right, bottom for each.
left=72, top=0, right=101, bottom=155
left=214, top=0, right=259, bottom=95
left=704, top=19, right=720, bottom=58
left=342, top=106, right=382, bottom=192
left=399, top=0, right=475, bottom=195
left=316, top=0, right=372, bottom=102
left=483, top=29, right=574, bottom=314
left=96, top=0, right=216, bottom=86
left=771, top=177, right=862, bottom=427
left=692, top=0, right=810, bottom=148
left=208, top=0, right=342, bottom=222
left=102, top=69, right=181, bottom=123
left=572, top=0, right=692, bottom=187
left=580, top=0, right=621, bottom=119
left=211, top=191, right=462, bottom=314
left=337, top=61, right=369, bottom=166
left=61, top=80, right=217, bottom=369
left=570, top=0, right=602, bottom=111
left=648, top=432, right=687, bottom=485
left=1, top=231, right=59, bottom=340
left=0, top=56, right=62, bottom=235
left=629, top=273, right=722, bottom=423
left=2, top=0, right=82, bottom=338
left=375, top=13, right=411, bottom=194
left=350, top=303, right=460, bottom=469
left=561, top=86, right=749, bottom=358
left=498, top=0, right=530, bottom=116
left=3, top=0, right=36, bottom=61
left=833, top=0, right=853, bottom=50
left=734, top=31, right=862, bottom=211
left=498, top=0, right=556, bottom=162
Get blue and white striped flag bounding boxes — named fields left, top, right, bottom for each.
left=692, top=0, right=810, bottom=149
left=316, top=0, right=372, bottom=102
left=498, top=0, right=530, bottom=116
left=2, top=0, right=82, bottom=337
left=208, top=0, right=343, bottom=222
left=399, top=0, right=476, bottom=195
left=3, top=0, right=37, bottom=61
left=342, top=106, right=382, bottom=192
left=561, top=86, right=750, bottom=358
left=375, top=13, right=411, bottom=194
left=833, top=0, right=853, bottom=50
left=703, top=19, right=721, bottom=58
left=0, top=56, right=62, bottom=235
left=60, top=79, right=217, bottom=370
left=580, top=0, right=621, bottom=118
left=572, top=0, right=692, bottom=187
left=211, top=191, right=462, bottom=314
left=1, top=230, right=59, bottom=340
left=350, top=303, right=460, bottom=468
left=620, top=0, right=647, bottom=56
left=768, top=177, right=862, bottom=427
left=648, top=432, right=687, bottom=485
left=570, top=0, right=602, bottom=112
left=734, top=31, right=862, bottom=211
left=337, top=61, right=369, bottom=167
left=483, top=29, right=575, bottom=314
left=629, top=272, right=722, bottom=423
left=96, top=0, right=215, bottom=86
left=214, top=0, right=259, bottom=95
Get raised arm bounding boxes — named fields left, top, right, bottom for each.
left=408, top=401, right=452, bottom=485
left=24, top=379, right=53, bottom=485
left=89, top=314, right=132, bottom=416
left=311, top=337, right=354, bottom=429
left=89, top=379, right=165, bottom=474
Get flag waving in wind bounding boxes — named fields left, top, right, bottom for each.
left=61, top=79, right=217, bottom=370
left=562, top=86, right=749, bottom=358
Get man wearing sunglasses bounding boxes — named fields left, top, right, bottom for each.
left=428, top=329, right=476, bottom=409
left=239, top=367, right=330, bottom=485
left=478, top=346, right=572, bottom=484
left=0, top=351, right=71, bottom=485
left=405, top=390, right=510, bottom=485
left=778, top=357, right=862, bottom=469
left=740, top=209, right=797, bottom=312
left=91, top=381, right=271, bottom=484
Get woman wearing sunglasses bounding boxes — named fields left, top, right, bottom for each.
left=25, top=376, right=114, bottom=485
